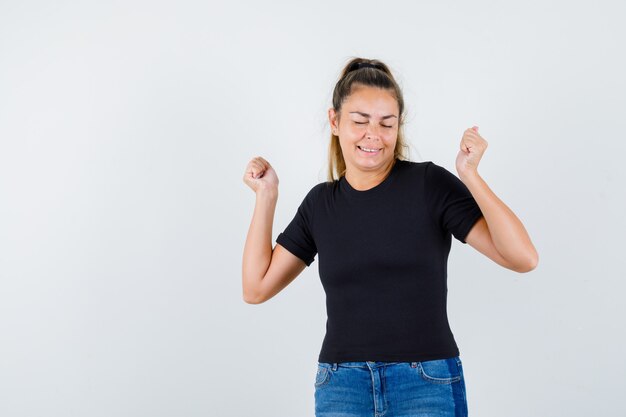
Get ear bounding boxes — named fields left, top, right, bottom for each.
left=328, top=108, right=339, bottom=134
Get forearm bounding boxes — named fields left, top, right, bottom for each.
left=460, top=171, right=538, bottom=269
left=242, top=189, right=278, bottom=301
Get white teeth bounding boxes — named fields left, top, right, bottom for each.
left=359, top=146, right=380, bottom=153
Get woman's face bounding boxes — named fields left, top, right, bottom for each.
left=329, top=85, right=399, bottom=174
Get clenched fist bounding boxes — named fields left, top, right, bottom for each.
left=456, top=126, right=488, bottom=177
left=243, top=156, right=279, bottom=194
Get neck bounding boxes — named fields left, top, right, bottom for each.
left=345, top=158, right=396, bottom=191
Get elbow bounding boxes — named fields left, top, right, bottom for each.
left=242, top=288, right=265, bottom=305
left=243, top=294, right=261, bottom=304
left=513, top=251, right=539, bottom=273
left=242, top=270, right=265, bottom=304
left=243, top=296, right=261, bottom=304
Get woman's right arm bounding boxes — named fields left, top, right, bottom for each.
left=242, top=157, right=307, bottom=304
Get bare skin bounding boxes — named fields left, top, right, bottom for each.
left=456, top=126, right=539, bottom=272
left=242, top=87, right=538, bottom=305
left=241, top=157, right=306, bottom=304
left=328, top=84, right=400, bottom=191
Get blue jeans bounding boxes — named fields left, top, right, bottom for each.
left=314, top=356, right=468, bottom=417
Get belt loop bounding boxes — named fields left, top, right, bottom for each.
left=332, top=362, right=338, bottom=371
left=410, top=362, right=417, bottom=368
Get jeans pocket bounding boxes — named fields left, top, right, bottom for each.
left=418, top=357, right=462, bottom=385
left=314, top=363, right=331, bottom=388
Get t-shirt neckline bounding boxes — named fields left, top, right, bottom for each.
left=339, top=158, right=401, bottom=200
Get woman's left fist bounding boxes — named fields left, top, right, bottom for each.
left=456, top=125, right=487, bottom=177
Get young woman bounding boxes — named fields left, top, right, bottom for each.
left=242, top=58, right=538, bottom=417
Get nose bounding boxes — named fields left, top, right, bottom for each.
left=365, top=122, right=383, bottom=139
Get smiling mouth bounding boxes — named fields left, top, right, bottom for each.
left=357, top=146, right=382, bottom=153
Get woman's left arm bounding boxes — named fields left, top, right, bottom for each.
left=456, top=126, right=539, bottom=273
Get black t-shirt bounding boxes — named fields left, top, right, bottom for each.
left=275, top=158, right=483, bottom=363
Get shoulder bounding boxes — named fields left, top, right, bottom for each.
left=394, top=158, right=433, bottom=181
left=301, top=180, right=335, bottom=203
left=397, top=160, right=464, bottom=191
left=310, top=180, right=335, bottom=195
left=422, top=160, right=459, bottom=182
left=396, top=158, right=431, bottom=171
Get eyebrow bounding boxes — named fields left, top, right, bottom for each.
left=349, top=111, right=398, bottom=120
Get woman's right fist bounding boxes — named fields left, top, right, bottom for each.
left=243, top=156, right=279, bottom=194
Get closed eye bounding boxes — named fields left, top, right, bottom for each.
left=354, top=121, right=393, bottom=128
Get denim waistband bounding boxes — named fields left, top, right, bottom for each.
left=319, top=361, right=404, bottom=370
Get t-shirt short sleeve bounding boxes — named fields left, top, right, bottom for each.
left=275, top=185, right=319, bottom=266
left=424, top=162, right=483, bottom=244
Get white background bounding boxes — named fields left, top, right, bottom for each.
left=1, top=1, right=624, bottom=416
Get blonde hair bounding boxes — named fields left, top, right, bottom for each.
left=327, top=57, right=410, bottom=182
